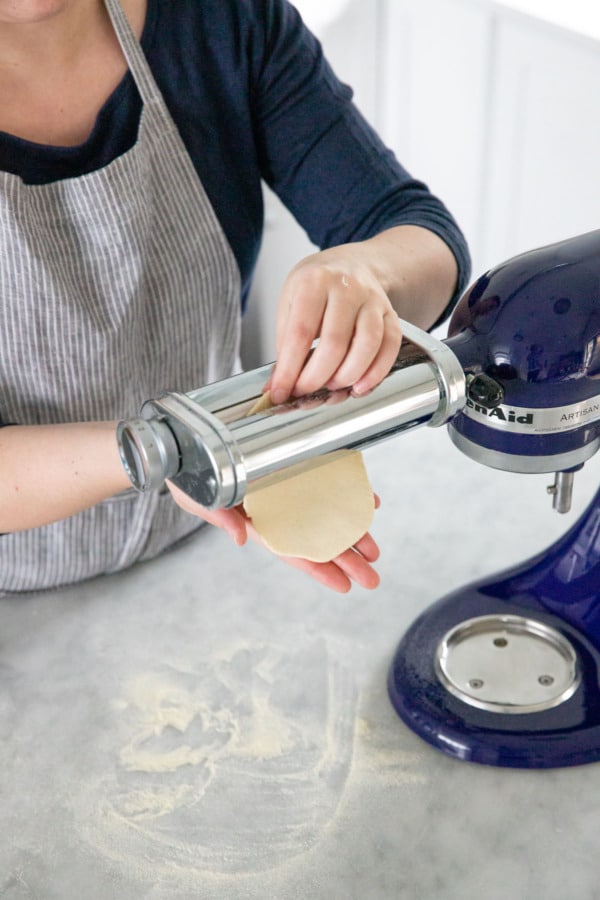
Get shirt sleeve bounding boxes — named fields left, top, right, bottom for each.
left=248, top=0, right=471, bottom=322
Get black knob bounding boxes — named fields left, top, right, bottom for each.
left=466, top=373, right=504, bottom=409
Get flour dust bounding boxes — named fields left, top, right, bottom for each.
left=74, top=636, right=357, bottom=881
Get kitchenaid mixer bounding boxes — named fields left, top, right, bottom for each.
left=387, top=229, right=600, bottom=768
left=118, top=229, right=600, bottom=768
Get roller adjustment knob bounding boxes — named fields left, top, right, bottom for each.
left=116, top=417, right=181, bottom=492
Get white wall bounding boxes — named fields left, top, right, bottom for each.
left=376, top=0, right=600, bottom=276
left=241, top=0, right=600, bottom=365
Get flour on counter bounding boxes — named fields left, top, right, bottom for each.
left=355, top=716, right=429, bottom=786
left=76, top=637, right=358, bottom=880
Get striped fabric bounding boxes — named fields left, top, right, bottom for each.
left=0, top=0, right=241, bottom=593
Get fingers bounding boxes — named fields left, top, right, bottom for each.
left=319, top=302, right=383, bottom=392
left=334, top=547, right=381, bottom=590
left=202, top=507, right=249, bottom=546
left=270, top=269, right=328, bottom=405
left=350, top=530, right=380, bottom=563
left=280, top=556, right=355, bottom=593
left=328, top=308, right=402, bottom=396
left=270, top=256, right=402, bottom=404
left=245, top=517, right=381, bottom=592
left=281, top=538, right=381, bottom=593
left=287, top=293, right=359, bottom=398
left=168, top=485, right=382, bottom=592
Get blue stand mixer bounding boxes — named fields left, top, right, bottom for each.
left=388, top=229, right=600, bottom=768
left=118, top=229, right=600, bottom=769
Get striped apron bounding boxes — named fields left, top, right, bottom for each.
left=0, top=0, right=241, bottom=593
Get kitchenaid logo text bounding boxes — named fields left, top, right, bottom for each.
left=463, top=397, right=600, bottom=435
left=466, top=399, right=534, bottom=425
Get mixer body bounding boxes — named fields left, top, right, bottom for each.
left=388, top=230, right=600, bottom=768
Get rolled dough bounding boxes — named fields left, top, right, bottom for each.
left=243, top=450, right=374, bottom=562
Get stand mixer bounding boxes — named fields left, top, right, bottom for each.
left=118, top=229, right=600, bottom=769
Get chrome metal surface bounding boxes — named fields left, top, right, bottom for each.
left=117, top=417, right=180, bottom=492
left=435, top=615, right=580, bottom=714
left=170, top=361, right=441, bottom=506
left=187, top=364, right=273, bottom=421
left=400, top=320, right=466, bottom=426
left=448, top=427, right=600, bottom=474
left=547, top=470, right=576, bottom=513
left=142, top=393, right=247, bottom=509
left=228, top=364, right=441, bottom=483
left=118, top=322, right=467, bottom=507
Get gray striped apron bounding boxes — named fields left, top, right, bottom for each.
left=0, top=0, right=241, bottom=594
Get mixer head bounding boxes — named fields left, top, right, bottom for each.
left=445, top=230, right=600, bottom=509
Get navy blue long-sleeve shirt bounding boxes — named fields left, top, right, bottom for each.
left=0, top=0, right=470, bottom=317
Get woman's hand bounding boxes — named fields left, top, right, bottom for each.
left=268, top=224, right=459, bottom=405
left=167, top=482, right=381, bottom=593
left=255, top=526, right=381, bottom=593
left=168, top=481, right=249, bottom=545
left=268, top=244, right=402, bottom=405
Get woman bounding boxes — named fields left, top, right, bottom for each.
left=0, top=0, right=470, bottom=593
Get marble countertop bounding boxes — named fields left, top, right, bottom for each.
left=1, top=426, right=599, bottom=900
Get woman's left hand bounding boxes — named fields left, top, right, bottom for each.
left=266, top=224, right=460, bottom=405
left=267, top=243, right=403, bottom=405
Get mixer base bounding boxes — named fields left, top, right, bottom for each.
left=389, top=482, right=600, bottom=768
left=388, top=591, right=600, bottom=768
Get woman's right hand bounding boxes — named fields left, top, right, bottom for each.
left=167, top=481, right=382, bottom=593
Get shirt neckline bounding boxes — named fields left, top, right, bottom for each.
left=0, top=0, right=159, bottom=155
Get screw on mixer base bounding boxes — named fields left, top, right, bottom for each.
left=435, top=615, right=580, bottom=715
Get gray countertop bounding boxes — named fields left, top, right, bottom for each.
left=2, top=425, right=599, bottom=900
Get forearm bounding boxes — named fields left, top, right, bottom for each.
left=0, top=422, right=130, bottom=532
left=358, top=223, right=460, bottom=331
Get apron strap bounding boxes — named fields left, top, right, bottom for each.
left=103, top=0, right=164, bottom=109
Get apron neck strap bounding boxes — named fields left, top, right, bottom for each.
left=103, top=0, right=161, bottom=107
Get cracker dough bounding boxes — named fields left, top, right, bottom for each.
left=246, top=390, right=274, bottom=416
left=243, top=450, right=374, bottom=562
